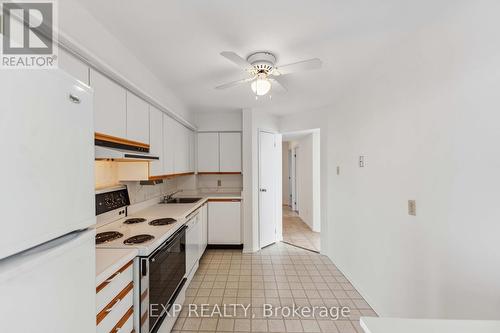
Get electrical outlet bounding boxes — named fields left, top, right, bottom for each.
left=408, top=200, right=416, bottom=216
left=336, top=166, right=340, bottom=175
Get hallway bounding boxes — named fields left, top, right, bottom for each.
left=282, top=206, right=321, bottom=252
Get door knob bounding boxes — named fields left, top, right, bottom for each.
left=260, top=189, right=267, bottom=192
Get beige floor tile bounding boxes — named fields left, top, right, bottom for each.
left=235, top=318, right=251, bottom=332
left=282, top=207, right=320, bottom=252
left=251, top=319, right=268, bottom=332
left=180, top=242, right=377, bottom=332
left=217, top=318, right=235, bottom=331
left=200, top=318, right=218, bottom=331
left=268, top=319, right=286, bottom=332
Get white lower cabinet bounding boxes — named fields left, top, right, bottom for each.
left=200, top=203, right=208, bottom=256
left=96, top=261, right=134, bottom=333
left=185, top=212, right=201, bottom=276
left=208, top=200, right=242, bottom=244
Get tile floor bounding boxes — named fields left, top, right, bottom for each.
left=282, top=207, right=321, bottom=252
left=173, top=242, right=377, bottom=333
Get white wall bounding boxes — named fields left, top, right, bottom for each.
left=59, top=0, right=192, bottom=123
left=194, top=111, right=242, bottom=131
left=280, top=1, right=500, bottom=320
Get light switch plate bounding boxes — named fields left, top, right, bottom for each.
left=336, top=166, right=340, bottom=175
left=359, top=155, right=367, bottom=167
left=408, top=200, right=416, bottom=216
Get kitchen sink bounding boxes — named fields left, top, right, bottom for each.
left=163, top=197, right=202, bottom=204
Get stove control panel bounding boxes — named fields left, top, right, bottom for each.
left=95, top=188, right=130, bottom=216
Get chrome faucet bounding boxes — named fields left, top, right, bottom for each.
left=163, top=190, right=182, bottom=202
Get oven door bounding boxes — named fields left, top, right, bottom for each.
left=148, top=225, right=186, bottom=332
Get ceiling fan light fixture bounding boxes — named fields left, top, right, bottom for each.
left=251, top=77, right=271, bottom=96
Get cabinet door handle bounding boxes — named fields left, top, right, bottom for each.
left=260, top=188, right=267, bottom=192
left=69, top=94, right=81, bottom=104
left=106, top=298, right=121, bottom=312
left=105, top=271, right=121, bottom=283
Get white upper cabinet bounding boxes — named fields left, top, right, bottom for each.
left=197, top=132, right=219, bottom=173
left=58, top=49, right=89, bottom=85
left=219, top=132, right=242, bottom=172
left=189, top=130, right=195, bottom=173
left=149, top=107, right=163, bottom=177
left=163, top=115, right=175, bottom=175
left=126, top=92, right=149, bottom=144
left=174, top=123, right=190, bottom=174
left=90, top=69, right=127, bottom=138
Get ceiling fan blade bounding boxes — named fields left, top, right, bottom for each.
left=270, top=77, right=288, bottom=92
left=220, top=51, right=254, bottom=72
left=215, top=76, right=255, bottom=90
left=273, top=58, right=322, bottom=76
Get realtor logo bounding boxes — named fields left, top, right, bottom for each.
left=1, top=1, right=58, bottom=68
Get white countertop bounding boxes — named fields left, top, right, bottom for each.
left=96, top=191, right=242, bottom=256
left=96, top=248, right=137, bottom=286
left=360, top=317, right=500, bottom=333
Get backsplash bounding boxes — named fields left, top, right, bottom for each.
left=122, top=178, right=178, bottom=205
left=177, top=174, right=243, bottom=191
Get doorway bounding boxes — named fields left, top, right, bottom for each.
left=281, top=130, right=321, bottom=252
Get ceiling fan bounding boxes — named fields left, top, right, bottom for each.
left=215, top=51, right=322, bottom=97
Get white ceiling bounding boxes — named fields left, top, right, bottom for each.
left=76, top=0, right=454, bottom=115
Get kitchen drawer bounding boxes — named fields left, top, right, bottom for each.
left=96, top=261, right=133, bottom=314
left=97, top=283, right=133, bottom=333
left=111, top=307, right=134, bottom=333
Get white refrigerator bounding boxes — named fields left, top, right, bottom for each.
left=0, top=69, right=96, bottom=332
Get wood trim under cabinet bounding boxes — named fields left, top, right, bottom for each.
left=197, top=172, right=242, bottom=175
left=207, top=198, right=242, bottom=202
left=96, top=260, right=133, bottom=293
left=95, top=132, right=150, bottom=149
left=110, top=306, right=133, bottom=333
left=149, top=172, right=194, bottom=181
left=97, top=282, right=134, bottom=325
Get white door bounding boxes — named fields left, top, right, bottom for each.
left=0, top=229, right=96, bottom=333
left=200, top=204, right=208, bottom=254
left=149, top=107, right=163, bottom=177
left=293, top=147, right=299, bottom=212
left=186, top=213, right=200, bottom=275
left=174, top=122, right=189, bottom=174
left=197, top=132, right=220, bottom=172
left=0, top=70, right=95, bottom=259
left=126, top=92, right=150, bottom=144
left=220, top=132, right=242, bottom=172
left=288, top=149, right=293, bottom=207
left=259, top=131, right=277, bottom=248
left=90, top=69, right=127, bottom=138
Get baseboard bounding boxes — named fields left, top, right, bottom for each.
left=328, top=255, right=382, bottom=317
left=207, top=244, right=244, bottom=250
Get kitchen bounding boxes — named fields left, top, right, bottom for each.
left=1, top=44, right=244, bottom=332
left=3, top=1, right=500, bottom=333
